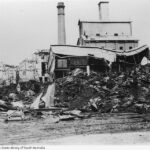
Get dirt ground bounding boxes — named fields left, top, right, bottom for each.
left=1, top=112, right=150, bottom=145
left=41, top=131, right=150, bottom=145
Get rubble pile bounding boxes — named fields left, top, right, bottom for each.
left=55, top=66, right=150, bottom=113
left=0, top=80, right=42, bottom=111
left=1, top=65, right=150, bottom=122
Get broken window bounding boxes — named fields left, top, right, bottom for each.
left=45, top=77, right=48, bottom=82
left=120, top=46, right=123, bottom=50
left=96, top=33, right=100, bottom=36
left=70, top=57, right=88, bottom=66
left=57, top=59, right=67, bottom=68
left=114, top=33, right=118, bottom=36
left=39, top=77, right=42, bottom=82
left=41, top=62, right=47, bottom=76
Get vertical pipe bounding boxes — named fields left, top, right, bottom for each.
left=98, top=1, right=109, bottom=21
left=57, top=2, right=66, bottom=45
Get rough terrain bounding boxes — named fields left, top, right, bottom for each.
left=1, top=112, right=150, bottom=145
left=1, top=67, right=150, bottom=145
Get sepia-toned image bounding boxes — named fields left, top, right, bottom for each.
left=1, top=0, right=150, bottom=146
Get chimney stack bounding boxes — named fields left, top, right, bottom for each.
left=98, top=1, right=109, bottom=21
left=57, top=2, right=66, bottom=45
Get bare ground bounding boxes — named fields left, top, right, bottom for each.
left=1, top=112, right=150, bottom=145
left=40, top=131, right=150, bottom=145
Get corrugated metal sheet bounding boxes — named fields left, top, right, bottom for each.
left=50, top=45, right=117, bottom=63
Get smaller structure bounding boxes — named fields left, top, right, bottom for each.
left=48, top=44, right=149, bottom=79
left=18, top=49, right=49, bottom=83
left=48, top=45, right=112, bottom=79
left=34, top=49, right=50, bottom=82
left=18, top=58, right=38, bottom=82
left=0, top=62, right=17, bottom=86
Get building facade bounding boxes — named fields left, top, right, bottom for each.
left=18, top=49, right=49, bottom=83
left=77, top=2, right=139, bottom=52
left=0, top=62, right=17, bottom=86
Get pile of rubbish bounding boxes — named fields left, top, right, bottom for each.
left=0, top=80, right=64, bottom=122
left=1, top=64, right=150, bottom=122
left=55, top=66, right=150, bottom=114
left=0, top=80, right=42, bottom=111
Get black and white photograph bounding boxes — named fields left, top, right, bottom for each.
left=1, top=0, right=150, bottom=147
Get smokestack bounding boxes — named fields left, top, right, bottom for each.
left=98, top=1, right=109, bottom=21
left=57, top=2, right=66, bottom=45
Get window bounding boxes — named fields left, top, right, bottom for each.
left=45, top=77, right=48, bottom=82
left=96, top=33, right=100, bottom=36
left=39, top=77, right=42, bottom=82
left=114, top=33, right=118, bottom=36
left=120, top=46, right=123, bottom=50
left=41, top=62, right=47, bottom=76
left=57, top=59, right=67, bottom=68
left=129, top=46, right=133, bottom=49
left=70, top=57, right=87, bottom=66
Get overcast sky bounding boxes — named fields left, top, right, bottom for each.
left=0, top=0, right=150, bottom=65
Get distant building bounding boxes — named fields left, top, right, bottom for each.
left=0, top=62, right=17, bottom=86
left=18, top=58, right=38, bottom=82
left=18, top=49, right=49, bottom=83
left=77, top=2, right=139, bottom=51
left=77, top=20, right=138, bottom=51
left=34, top=49, right=49, bottom=82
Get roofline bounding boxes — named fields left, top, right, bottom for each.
left=50, top=44, right=118, bottom=53
left=50, top=44, right=149, bottom=54
left=98, top=1, right=109, bottom=5
left=84, top=39, right=139, bottom=42
left=51, top=44, right=114, bottom=50
left=51, top=44, right=96, bottom=49
left=78, top=21, right=132, bottom=24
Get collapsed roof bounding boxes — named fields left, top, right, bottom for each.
left=50, top=44, right=149, bottom=58
left=48, top=44, right=149, bottom=74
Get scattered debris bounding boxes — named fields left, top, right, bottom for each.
left=5, top=109, right=25, bottom=121
left=59, top=115, right=75, bottom=121
left=55, top=66, right=150, bottom=114
left=1, top=65, right=150, bottom=122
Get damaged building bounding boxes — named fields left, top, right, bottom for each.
left=0, top=62, right=17, bottom=86
left=18, top=49, right=49, bottom=83
left=48, top=1, right=150, bottom=78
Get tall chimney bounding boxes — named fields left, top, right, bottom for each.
left=57, top=2, right=66, bottom=45
left=98, top=1, right=109, bottom=21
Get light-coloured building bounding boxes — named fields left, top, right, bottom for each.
left=77, top=1, right=139, bottom=51
left=18, top=58, right=38, bottom=82
left=18, top=49, right=49, bottom=83
left=0, top=62, right=17, bottom=86
left=34, top=49, right=49, bottom=82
